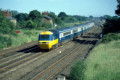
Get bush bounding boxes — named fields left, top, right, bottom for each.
left=42, top=22, right=52, bottom=29
left=0, top=35, right=12, bottom=49
left=102, top=33, right=120, bottom=43
left=26, top=20, right=37, bottom=29
left=69, top=61, right=85, bottom=80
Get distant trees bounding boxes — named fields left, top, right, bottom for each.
left=58, top=12, right=88, bottom=23
left=73, top=15, right=87, bottom=21
left=1, top=9, right=89, bottom=30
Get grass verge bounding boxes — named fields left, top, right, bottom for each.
left=69, top=40, right=120, bottom=80
left=0, top=29, right=41, bottom=50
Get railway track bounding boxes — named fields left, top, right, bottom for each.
left=0, top=41, right=37, bottom=59
left=0, top=26, right=101, bottom=80
left=0, top=39, right=76, bottom=79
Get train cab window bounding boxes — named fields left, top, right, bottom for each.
left=40, top=35, right=52, bottom=40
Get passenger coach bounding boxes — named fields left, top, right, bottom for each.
left=38, top=22, right=94, bottom=50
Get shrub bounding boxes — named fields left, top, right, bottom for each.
left=0, top=35, right=12, bottom=49
left=69, top=61, right=85, bottom=80
left=102, top=33, right=120, bottom=43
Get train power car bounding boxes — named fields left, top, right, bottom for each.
left=38, top=22, right=94, bottom=50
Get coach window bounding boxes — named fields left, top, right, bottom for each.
left=83, top=27, right=84, bottom=30
left=63, top=31, right=71, bottom=36
left=81, top=27, right=83, bottom=30
left=73, top=29, right=78, bottom=33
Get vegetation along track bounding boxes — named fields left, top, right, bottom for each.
left=0, top=26, right=101, bottom=80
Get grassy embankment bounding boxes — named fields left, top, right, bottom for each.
left=0, top=21, right=88, bottom=50
left=69, top=33, right=120, bottom=80
left=0, top=29, right=41, bottom=49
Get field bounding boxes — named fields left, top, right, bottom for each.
left=69, top=40, right=120, bottom=80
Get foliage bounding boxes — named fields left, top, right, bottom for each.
left=73, top=15, right=88, bottom=21
left=48, top=12, right=57, bottom=23
left=69, top=40, right=120, bottom=80
left=102, top=33, right=120, bottom=43
left=0, top=35, right=12, bottom=49
left=58, top=12, right=68, bottom=20
left=28, top=10, right=42, bottom=20
left=103, top=16, right=120, bottom=34
left=55, top=17, right=64, bottom=25
left=116, top=0, right=120, bottom=16
left=64, top=16, right=78, bottom=23
left=58, top=12, right=88, bottom=23
left=26, top=20, right=37, bottom=29
left=69, top=61, right=85, bottom=80
left=11, top=10, right=19, bottom=17
left=0, top=10, right=14, bottom=34
left=15, top=13, right=28, bottom=21
left=42, top=22, right=52, bottom=29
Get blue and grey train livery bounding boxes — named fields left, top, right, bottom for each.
left=38, top=22, right=94, bottom=50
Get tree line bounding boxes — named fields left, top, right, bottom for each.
left=11, top=10, right=88, bottom=29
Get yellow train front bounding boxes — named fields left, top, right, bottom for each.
left=38, top=31, right=58, bottom=50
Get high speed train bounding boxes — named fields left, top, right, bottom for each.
left=38, top=22, right=94, bottom=50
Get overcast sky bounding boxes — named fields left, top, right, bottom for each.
left=0, top=0, right=118, bottom=17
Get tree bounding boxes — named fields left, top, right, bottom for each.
left=64, top=16, right=78, bottom=23
left=58, top=12, right=68, bottom=20
left=15, top=13, right=28, bottom=21
left=116, top=0, right=120, bottom=16
left=73, top=15, right=88, bottom=21
left=0, top=10, right=14, bottom=34
left=28, top=10, right=42, bottom=20
left=103, top=15, right=112, bottom=20
left=26, top=20, right=37, bottom=29
left=48, top=12, right=57, bottom=20
left=55, top=18, right=63, bottom=25
left=15, top=13, right=28, bottom=28
left=11, top=10, right=19, bottom=17
left=48, top=12, right=57, bottom=23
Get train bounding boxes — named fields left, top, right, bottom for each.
left=38, top=22, right=94, bottom=50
